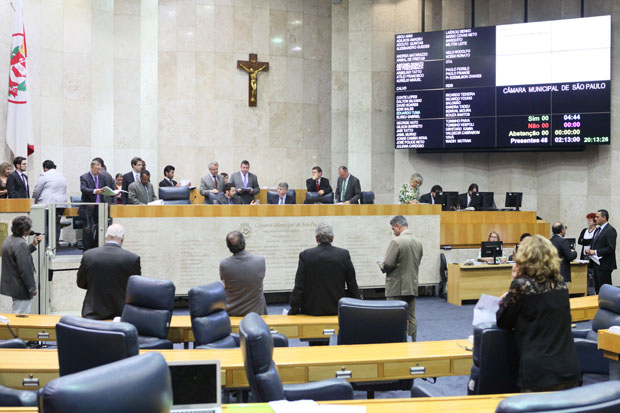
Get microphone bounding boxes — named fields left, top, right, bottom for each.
left=29, top=231, right=44, bottom=236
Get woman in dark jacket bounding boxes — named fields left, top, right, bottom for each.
left=497, top=235, right=580, bottom=392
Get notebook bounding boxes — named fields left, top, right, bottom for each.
left=169, top=360, right=222, bottom=413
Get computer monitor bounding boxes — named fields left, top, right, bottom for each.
left=471, top=192, right=495, bottom=210
left=565, top=238, right=576, bottom=250
left=481, top=241, right=503, bottom=264
left=505, top=192, right=523, bottom=210
left=435, top=191, right=458, bottom=210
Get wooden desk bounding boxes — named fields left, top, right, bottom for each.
left=570, top=295, right=598, bottom=322
left=598, top=329, right=620, bottom=379
left=0, top=313, right=339, bottom=343
left=0, top=339, right=472, bottom=390
left=447, top=262, right=588, bottom=306
left=0, top=394, right=512, bottom=413
left=0, top=199, right=31, bottom=213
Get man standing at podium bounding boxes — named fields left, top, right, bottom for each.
left=380, top=215, right=423, bottom=341
left=230, top=160, right=260, bottom=204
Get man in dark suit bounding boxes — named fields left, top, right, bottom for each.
left=121, top=157, right=144, bottom=204
left=6, top=156, right=29, bottom=198
left=419, top=184, right=442, bottom=204
left=219, top=230, right=267, bottom=316
left=214, top=183, right=243, bottom=205
left=550, top=222, right=577, bottom=283
left=335, top=165, right=361, bottom=204
left=268, top=182, right=295, bottom=204
left=159, top=165, right=178, bottom=187
left=80, top=159, right=106, bottom=251
left=306, top=166, right=332, bottom=195
left=458, top=183, right=478, bottom=209
left=92, top=157, right=116, bottom=204
left=230, top=160, right=260, bottom=204
left=77, top=223, right=141, bottom=320
left=289, top=222, right=361, bottom=317
left=586, top=209, right=617, bottom=293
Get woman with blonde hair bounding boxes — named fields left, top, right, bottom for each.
left=398, top=173, right=423, bottom=204
left=0, top=162, right=12, bottom=198
left=477, top=231, right=508, bottom=263
left=497, top=235, right=580, bottom=392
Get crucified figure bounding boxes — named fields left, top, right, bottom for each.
left=239, top=63, right=267, bottom=102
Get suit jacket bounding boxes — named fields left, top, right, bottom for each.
left=335, top=174, right=361, bottom=204
left=6, top=170, right=29, bottom=199
left=289, top=243, right=361, bottom=316
left=158, top=178, right=177, bottom=187
left=550, top=234, right=577, bottom=282
left=219, top=250, right=267, bottom=316
left=0, top=235, right=37, bottom=300
left=121, top=171, right=139, bottom=204
left=457, top=193, right=470, bottom=209
left=214, top=195, right=242, bottom=205
left=77, top=243, right=141, bottom=320
left=306, top=177, right=332, bottom=194
left=199, top=174, right=225, bottom=203
left=230, top=171, right=260, bottom=204
left=32, top=169, right=67, bottom=205
left=127, top=181, right=157, bottom=205
left=591, top=223, right=618, bottom=271
left=382, top=230, right=423, bottom=297
left=80, top=172, right=104, bottom=203
left=267, top=194, right=295, bottom=205
left=419, top=192, right=435, bottom=204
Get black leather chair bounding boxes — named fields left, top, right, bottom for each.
left=239, top=312, right=353, bottom=402
left=56, top=315, right=139, bottom=376
left=38, top=352, right=172, bottom=413
left=337, top=298, right=411, bottom=398
left=0, top=385, right=37, bottom=407
left=267, top=190, right=296, bottom=204
left=468, top=322, right=519, bottom=395
left=495, top=380, right=620, bottom=412
left=360, top=191, right=375, bottom=204
left=189, top=282, right=288, bottom=349
left=572, top=284, right=620, bottom=375
left=121, top=276, right=175, bottom=349
left=158, top=186, right=190, bottom=205
left=0, top=338, right=27, bottom=348
left=304, top=191, right=334, bottom=204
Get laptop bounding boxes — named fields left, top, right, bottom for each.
left=168, top=360, right=222, bottom=413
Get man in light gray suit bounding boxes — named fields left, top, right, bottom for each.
left=127, top=170, right=157, bottom=205
left=32, top=160, right=68, bottom=205
left=0, top=216, right=42, bottom=314
left=200, top=161, right=225, bottom=204
left=230, top=160, right=260, bottom=204
left=219, top=230, right=267, bottom=316
left=379, top=215, right=423, bottom=341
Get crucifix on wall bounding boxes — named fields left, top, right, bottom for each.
left=237, top=53, right=269, bottom=107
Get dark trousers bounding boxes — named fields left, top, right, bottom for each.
left=593, top=268, right=613, bottom=294
left=79, top=205, right=98, bottom=251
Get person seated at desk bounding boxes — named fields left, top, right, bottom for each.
left=214, top=183, right=242, bottom=205
left=508, top=233, right=531, bottom=261
left=497, top=235, right=580, bottom=392
left=398, top=172, right=423, bottom=204
left=306, top=166, right=332, bottom=196
left=478, top=231, right=507, bottom=263
left=127, top=170, right=157, bottom=205
left=268, top=182, right=295, bottom=204
left=458, top=183, right=478, bottom=209
left=419, top=184, right=442, bottom=205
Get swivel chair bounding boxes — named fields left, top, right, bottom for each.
left=189, top=282, right=288, bottom=348
left=121, top=276, right=176, bottom=349
left=304, top=191, right=334, bottom=204
left=239, top=312, right=353, bottom=402
left=572, top=284, right=620, bottom=375
left=38, top=353, right=172, bottom=413
left=158, top=186, right=191, bottom=205
left=56, top=315, right=139, bottom=376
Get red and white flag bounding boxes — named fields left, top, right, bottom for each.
left=6, top=0, right=34, bottom=158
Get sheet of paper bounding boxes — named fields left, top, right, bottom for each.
left=589, top=255, right=601, bottom=265
left=473, top=293, right=501, bottom=326
left=148, top=199, right=164, bottom=205
left=179, top=179, right=191, bottom=186
left=269, top=400, right=318, bottom=413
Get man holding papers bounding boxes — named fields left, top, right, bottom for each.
left=586, top=209, right=617, bottom=294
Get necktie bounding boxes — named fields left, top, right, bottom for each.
left=593, top=227, right=601, bottom=239
left=144, top=185, right=150, bottom=201
left=135, top=173, right=139, bottom=183
left=316, top=180, right=320, bottom=191
left=467, top=196, right=471, bottom=207
left=213, top=175, right=217, bottom=187
left=341, top=179, right=346, bottom=202
left=21, top=173, right=27, bottom=191
left=243, top=174, right=247, bottom=188
left=279, top=197, right=284, bottom=205
left=228, top=198, right=232, bottom=205
left=94, top=175, right=100, bottom=203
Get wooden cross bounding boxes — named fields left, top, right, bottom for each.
left=237, top=53, right=269, bottom=107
